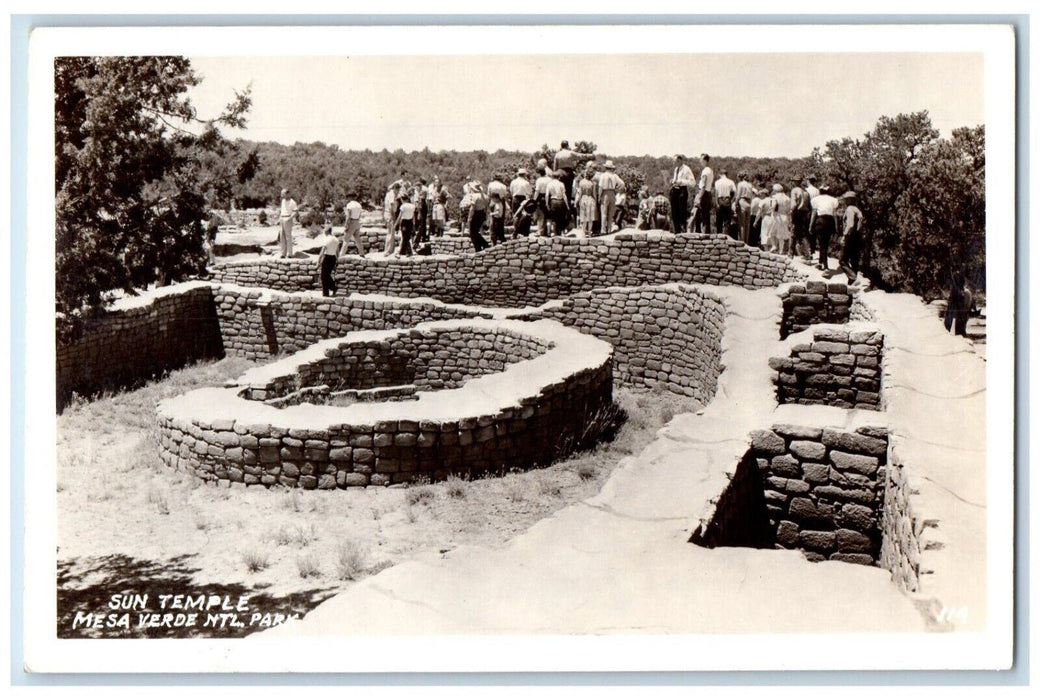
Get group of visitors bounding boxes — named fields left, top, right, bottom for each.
left=635, top=157, right=866, bottom=284
left=382, top=175, right=451, bottom=257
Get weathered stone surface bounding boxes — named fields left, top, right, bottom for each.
left=821, top=428, right=888, bottom=456
left=830, top=450, right=880, bottom=476
left=789, top=440, right=826, bottom=461
left=750, top=430, right=786, bottom=455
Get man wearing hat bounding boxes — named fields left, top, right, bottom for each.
left=808, top=185, right=840, bottom=270
left=278, top=188, right=298, bottom=258
left=553, top=140, right=578, bottom=224
left=543, top=169, right=570, bottom=236
left=596, top=161, right=625, bottom=235
left=509, top=168, right=533, bottom=214
left=831, top=191, right=865, bottom=283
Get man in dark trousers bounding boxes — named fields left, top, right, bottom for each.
left=669, top=154, right=695, bottom=233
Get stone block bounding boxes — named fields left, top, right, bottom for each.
left=770, top=454, right=801, bottom=478
left=798, top=530, right=836, bottom=553
left=821, top=428, right=888, bottom=456
left=789, top=440, right=826, bottom=461
left=830, top=450, right=879, bottom=476
left=750, top=430, right=786, bottom=455
left=836, top=528, right=874, bottom=553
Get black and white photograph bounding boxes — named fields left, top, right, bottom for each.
left=20, top=21, right=1017, bottom=675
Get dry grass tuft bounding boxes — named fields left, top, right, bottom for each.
left=405, top=485, right=436, bottom=506
left=296, top=553, right=322, bottom=579
left=445, top=474, right=467, bottom=499
left=335, top=540, right=367, bottom=581
left=242, top=549, right=270, bottom=573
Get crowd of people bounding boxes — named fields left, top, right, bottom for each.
left=637, top=154, right=867, bottom=285
left=273, top=143, right=871, bottom=298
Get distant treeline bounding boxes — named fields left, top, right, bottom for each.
left=222, top=139, right=815, bottom=215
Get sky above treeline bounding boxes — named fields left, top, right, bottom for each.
left=187, top=53, right=983, bottom=159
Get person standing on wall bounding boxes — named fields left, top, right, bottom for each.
left=467, top=183, right=491, bottom=252
left=489, top=191, right=507, bottom=245
left=553, top=140, right=578, bottom=226
left=808, top=185, right=840, bottom=271
left=692, top=154, right=714, bottom=233
left=596, top=161, right=624, bottom=236
left=669, top=154, right=695, bottom=234
left=278, top=188, right=298, bottom=258
left=394, top=193, right=417, bottom=257
left=749, top=187, right=767, bottom=248
left=487, top=173, right=510, bottom=224
left=533, top=165, right=553, bottom=237
left=383, top=182, right=401, bottom=255
left=713, top=169, right=737, bottom=239
left=316, top=225, right=341, bottom=297
left=509, top=168, right=533, bottom=215
left=544, top=170, right=571, bottom=236
left=575, top=164, right=598, bottom=236
left=734, top=172, right=755, bottom=244
left=342, top=198, right=366, bottom=257
left=790, top=179, right=814, bottom=262
left=944, top=267, right=974, bottom=337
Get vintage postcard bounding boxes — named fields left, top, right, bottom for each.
left=22, top=22, right=1016, bottom=674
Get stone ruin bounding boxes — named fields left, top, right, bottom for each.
left=56, top=230, right=986, bottom=630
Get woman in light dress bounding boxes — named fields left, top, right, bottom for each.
left=771, top=183, right=793, bottom=255
left=575, top=165, right=598, bottom=236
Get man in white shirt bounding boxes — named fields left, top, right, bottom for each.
left=804, top=175, right=820, bottom=201
left=713, top=170, right=737, bottom=239
left=808, top=185, right=840, bottom=270
left=342, top=199, right=365, bottom=256
left=553, top=141, right=578, bottom=225
left=509, top=169, right=534, bottom=214
left=694, top=154, right=715, bottom=233
left=544, top=170, right=570, bottom=236
left=534, top=166, right=553, bottom=236
left=734, top=172, right=755, bottom=244
left=315, top=226, right=342, bottom=297
left=596, top=161, right=624, bottom=236
left=383, top=183, right=401, bottom=256
left=278, top=188, right=298, bottom=258
left=669, top=154, right=696, bottom=233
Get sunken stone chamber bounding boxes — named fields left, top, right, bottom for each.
left=155, top=319, right=615, bottom=489
left=691, top=425, right=890, bottom=566
left=769, top=325, right=884, bottom=410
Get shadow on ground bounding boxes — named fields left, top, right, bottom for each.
left=57, top=554, right=336, bottom=639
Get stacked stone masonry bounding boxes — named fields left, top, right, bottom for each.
left=239, top=327, right=551, bottom=401
left=779, top=281, right=854, bottom=338
left=156, top=320, right=615, bottom=488
left=879, top=458, right=928, bottom=592
left=769, top=327, right=884, bottom=410
left=531, top=285, right=725, bottom=404
left=212, top=233, right=801, bottom=306
left=56, top=284, right=222, bottom=408
left=694, top=425, right=890, bottom=567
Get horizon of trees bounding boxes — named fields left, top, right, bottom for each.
left=55, top=57, right=985, bottom=343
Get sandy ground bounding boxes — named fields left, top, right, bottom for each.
left=56, top=357, right=697, bottom=638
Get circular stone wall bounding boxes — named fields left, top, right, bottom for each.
left=155, top=319, right=615, bottom=488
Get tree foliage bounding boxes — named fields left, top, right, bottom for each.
left=814, top=112, right=984, bottom=298
left=55, top=56, right=252, bottom=341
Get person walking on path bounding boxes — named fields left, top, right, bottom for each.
left=735, top=172, right=754, bottom=244
left=596, top=161, right=624, bottom=235
left=714, top=170, right=737, bottom=239
left=669, top=154, right=695, bottom=233
left=694, top=154, right=715, bottom=233
left=944, top=268, right=974, bottom=337
left=829, top=191, right=865, bottom=283
left=808, top=185, right=840, bottom=270
left=278, top=188, right=298, bottom=258
left=342, top=199, right=366, bottom=256
left=316, top=226, right=341, bottom=297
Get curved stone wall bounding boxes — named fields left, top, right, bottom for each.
left=212, top=232, right=800, bottom=305
left=155, top=319, right=615, bottom=488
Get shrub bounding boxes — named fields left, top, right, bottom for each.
left=296, top=553, right=322, bottom=579
left=242, top=549, right=270, bottom=573
left=335, top=540, right=367, bottom=581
